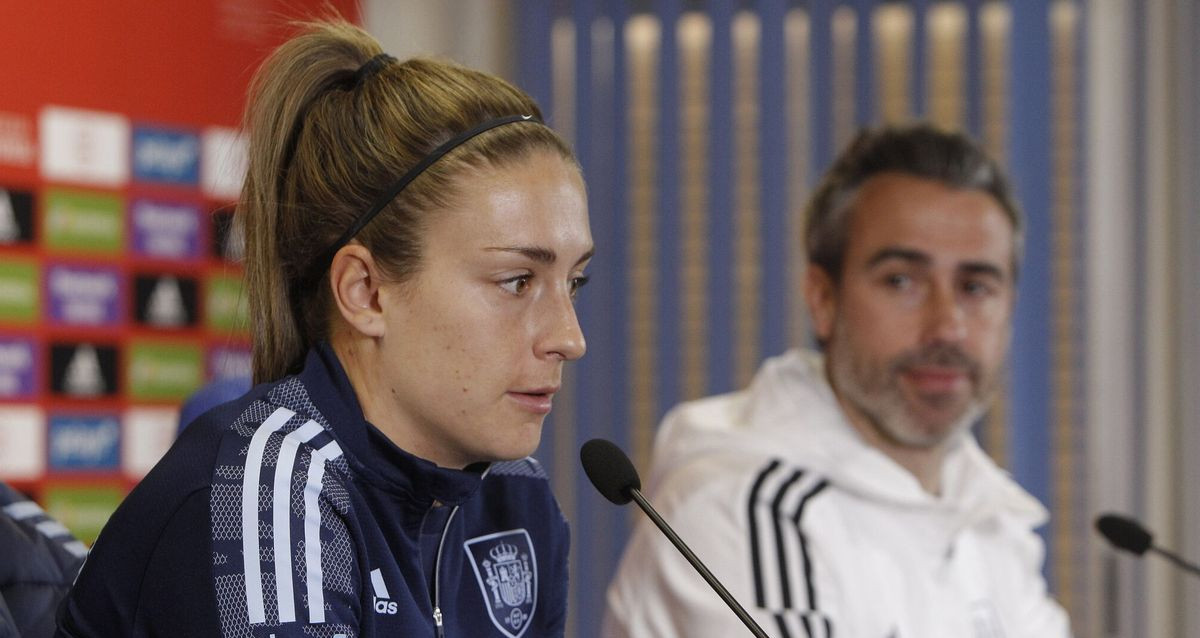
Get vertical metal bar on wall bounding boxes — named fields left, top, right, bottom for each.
left=1070, top=2, right=1091, bottom=631
left=1137, top=0, right=1181, bottom=632
left=1182, top=4, right=1200, bottom=634
left=545, top=8, right=580, bottom=636
left=678, top=11, right=714, bottom=402
left=1129, top=2, right=1149, bottom=627
left=655, top=0, right=683, bottom=431
left=1006, top=0, right=1055, bottom=577
left=757, top=0, right=789, bottom=360
left=1085, top=2, right=1140, bottom=633
left=732, top=11, right=762, bottom=388
left=626, top=8, right=660, bottom=475
left=1184, top=4, right=1200, bottom=634
left=785, top=8, right=813, bottom=349
left=707, top=0, right=736, bottom=395
left=1048, top=0, right=1083, bottom=625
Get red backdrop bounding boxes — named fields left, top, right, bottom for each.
left=0, top=0, right=359, bottom=542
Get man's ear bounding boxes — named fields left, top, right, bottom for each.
left=329, top=244, right=386, bottom=338
left=804, top=264, right=837, bottom=343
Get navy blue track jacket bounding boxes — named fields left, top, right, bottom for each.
left=0, top=482, right=87, bottom=638
left=56, top=344, right=570, bottom=637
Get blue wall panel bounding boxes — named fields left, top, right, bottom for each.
left=810, top=0, right=836, bottom=177
left=758, top=0, right=791, bottom=358
left=707, top=1, right=736, bottom=396
left=1006, top=0, right=1055, bottom=566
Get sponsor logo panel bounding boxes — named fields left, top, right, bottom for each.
left=0, top=336, right=37, bottom=398
left=42, top=482, right=125, bottom=545
left=0, top=406, right=45, bottom=479
left=44, top=188, right=124, bottom=254
left=39, top=106, right=130, bottom=187
left=48, top=414, right=121, bottom=471
left=45, top=263, right=123, bottom=326
left=130, top=198, right=202, bottom=259
left=0, top=260, right=39, bottom=324
left=123, top=407, right=179, bottom=479
left=0, top=187, right=35, bottom=244
left=201, top=127, right=246, bottom=200
left=127, top=340, right=203, bottom=401
left=134, top=272, right=198, bottom=328
left=208, top=345, right=251, bottom=380
left=132, top=126, right=200, bottom=185
left=49, top=342, right=119, bottom=398
left=205, top=274, right=247, bottom=333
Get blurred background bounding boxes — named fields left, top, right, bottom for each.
left=0, top=1, right=1195, bottom=637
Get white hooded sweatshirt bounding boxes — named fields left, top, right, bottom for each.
left=603, top=349, right=1071, bottom=638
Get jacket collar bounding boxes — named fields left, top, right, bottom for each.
left=295, top=342, right=485, bottom=507
left=745, top=349, right=1047, bottom=527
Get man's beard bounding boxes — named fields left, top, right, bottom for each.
left=827, top=318, right=1000, bottom=450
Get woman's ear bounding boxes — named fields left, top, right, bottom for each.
left=804, top=264, right=837, bottom=343
left=329, top=244, right=386, bottom=338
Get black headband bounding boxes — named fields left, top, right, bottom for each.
left=304, top=113, right=541, bottom=284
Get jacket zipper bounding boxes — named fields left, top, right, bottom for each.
left=432, top=503, right=459, bottom=638
left=433, top=604, right=445, bottom=637
left=431, top=465, right=492, bottom=637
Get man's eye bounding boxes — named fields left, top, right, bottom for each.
left=962, top=279, right=995, bottom=297
left=500, top=275, right=532, bottom=295
left=883, top=273, right=912, bottom=289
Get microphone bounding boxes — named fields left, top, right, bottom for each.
left=1095, top=513, right=1200, bottom=578
left=580, top=438, right=771, bottom=638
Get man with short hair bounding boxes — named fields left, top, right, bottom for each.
left=603, top=124, right=1071, bottom=638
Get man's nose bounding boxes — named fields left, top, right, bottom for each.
left=923, top=285, right=967, bottom=344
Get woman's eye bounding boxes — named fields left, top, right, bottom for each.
left=569, top=275, right=590, bottom=299
left=500, top=275, right=532, bottom=296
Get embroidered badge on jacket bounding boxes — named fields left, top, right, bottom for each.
left=464, top=529, right=538, bottom=637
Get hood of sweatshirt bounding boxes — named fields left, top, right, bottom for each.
left=650, top=349, right=1047, bottom=533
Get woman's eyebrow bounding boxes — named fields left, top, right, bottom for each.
left=485, top=246, right=595, bottom=266
left=485, top=246, right=558, bottom=263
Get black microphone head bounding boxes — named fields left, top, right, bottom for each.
left=1095, top=513, right=1153, bottom=556
left=580, top=438, right=641, bottom=505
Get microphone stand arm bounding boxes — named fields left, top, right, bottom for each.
left=627, top=487, right=771, bottom=638
left=1150, top=546, right=1200, bottom=579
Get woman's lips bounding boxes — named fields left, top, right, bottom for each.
left=506, top=388, right=557, bottom=414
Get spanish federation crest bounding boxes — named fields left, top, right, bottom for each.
left=464, top=529, right=538, bottom=637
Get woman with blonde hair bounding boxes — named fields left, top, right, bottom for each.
left=58, top=20, right=591, bottom=638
